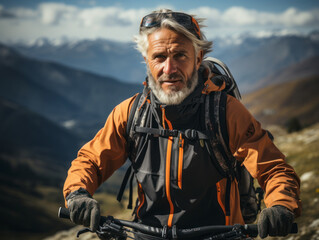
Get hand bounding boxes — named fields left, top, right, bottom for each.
left=258, top=205, right=294, bottom=239
left=66, top=188, right=101, bottom=231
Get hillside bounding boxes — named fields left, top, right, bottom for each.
left=0, top=98, right=82, bottom=240
left=242, top=75, right=319, bottom=127
left=0, top=44, right=142, bottom=240
left=268, top=123, right=319, bottom=240
left=11, top=39, right=145, bottom=84
left=1, top=35, right=319, bottom=240
left=0, top=44, right=143, bottom=141
left=0, top=98, right=79, bottom=175
left=224, top=34, right=319, bottom=92
left=45, top=123, right=319, bottom=240
left=0, top=97, right=134, bottom=240
left=255, top=55, right=319, bottom=90
left=9, top=33, right=319, bottom=92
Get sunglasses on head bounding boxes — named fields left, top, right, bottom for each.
left=140, top=12, right=201, bottom=39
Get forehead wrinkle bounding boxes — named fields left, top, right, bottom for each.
left=149, top=37, right=190, bottom=55
left=146, top=28, right=196, bottom=61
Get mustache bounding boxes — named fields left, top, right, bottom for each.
left=158, top=73, right=184, bottom=83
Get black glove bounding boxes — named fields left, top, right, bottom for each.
left=258, top=205, right=294, bottom=239
left=66, top=188, right=101, bottom=231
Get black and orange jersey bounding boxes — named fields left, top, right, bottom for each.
left=63, top=80, right=301, bottom=226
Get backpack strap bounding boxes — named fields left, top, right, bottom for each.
left=204, top=91, right=236, bottom=223
left=126, top=93, right=143, bottom=141
left=205, top=91, right=237, bottom=179
left=206, top=90, right=263, bottom=224
left=116, top=164, right=134, bottom=209
left=214, top=91, right=237, bottom=176
left=117, top=92, right=144, bottom=207
left=126, top=92, right=150, bottom=156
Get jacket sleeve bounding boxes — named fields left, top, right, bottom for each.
left=63, top=95, right=137, bottom=204
left=226, top=95, right=302, bottom=217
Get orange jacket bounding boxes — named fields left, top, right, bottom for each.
left=63, top=86, right=301, bottom=224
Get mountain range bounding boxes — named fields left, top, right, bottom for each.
left=1, top=34, right=319, bottom=239
left=0, top=96, right=79, bottom=171
left=0, top=97, right=78, bottom=239
left=1, top=38, right=319, bottom=169
left=242, top=76, right=319, bottom=127
left=242, top=55, right=319, bottom=127
left=9, top=32, right=319, bottom=93
left=0, top=44, right=143, bottom=140
left=11, top=38, right=146, bottom=84
left=254, top=55, right=319, bottom=90
left=218, top=34, right=319, bottom=92
left=1, top=34, right=319, bottom=175
left=0, top=43, right=143, bottom=239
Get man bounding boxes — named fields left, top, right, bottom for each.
left=63, top=9, right=301, bottom=239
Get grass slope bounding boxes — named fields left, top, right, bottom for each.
left=255, top=124, right=319, bottom=240
left=242, top=76, right=319, bottom=127
left=46, top=123, right=319, bottom=240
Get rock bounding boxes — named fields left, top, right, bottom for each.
left=43, top=226, right=99, bottom=240
left=300, top=171, right=315, bottom=182
left=310, top=219, right=319, bottom=229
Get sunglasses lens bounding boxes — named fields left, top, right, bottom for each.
left=142, top=14, right=159, bottom=28
left=140, top=12, right=200, bottom=39
left=172, top=13, right=190, bottom=25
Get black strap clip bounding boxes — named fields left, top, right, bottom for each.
left=184, top=129, right=198, bottom=140
left=160, top=129, right=178, bottom=137
left=162, top=225, right=168, bottom=238
left=172, top=225, right=178, bottom=239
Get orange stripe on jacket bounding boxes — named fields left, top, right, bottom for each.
left=162, top=107, right=175, bottom=227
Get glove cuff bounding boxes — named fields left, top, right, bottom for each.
left=66, top=187, right=92, bottom=201
left=273, top=205, right=295, bottom=217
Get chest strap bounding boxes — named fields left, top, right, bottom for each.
left=116, top=165, right=134, bottom=209
left=135, top=126, right=212, bottom=140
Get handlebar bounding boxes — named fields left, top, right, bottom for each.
left=58, top=207, right=298, bottom=239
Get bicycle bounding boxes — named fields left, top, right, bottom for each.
left=58, top=207, right=298, bottom=240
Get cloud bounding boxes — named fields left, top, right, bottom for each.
left=35, top=3, right=148, bottom=28
left=38, top=3, right=77, bottom=25
left=191, top=6, right=319, bottom=27
left=78, top=7, right=134, bottom=28
left=0, top=3, right=149, bottom=43
left=0, top=3, right=318, bottom=43
left=188, top=6, right=319, bottom=39
left=280, top=7, right=319, bottom=27
left=0, top=5, right=16, bottom=18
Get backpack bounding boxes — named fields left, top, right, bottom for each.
left=117, top=57, right=263, bottom=224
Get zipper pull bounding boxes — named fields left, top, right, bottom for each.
left=161, top=105, right=166, bottom=129
left=179, top=133, right=184, bottom=148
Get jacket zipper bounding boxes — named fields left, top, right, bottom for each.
left=136, top=183, right=145, bottom=219
left=178, top=133, right=184, bottom=189
left=161, top=107, right=174, bottom=228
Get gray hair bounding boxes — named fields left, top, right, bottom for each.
left=134, top=9, right=212, bottom=58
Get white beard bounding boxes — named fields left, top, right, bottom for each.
left=147, top=65, right=198, bottom=105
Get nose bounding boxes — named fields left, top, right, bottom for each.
left=163, top=57, right=177, bottom=75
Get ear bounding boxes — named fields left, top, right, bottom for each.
left=196, top=50, right=203, bottom=70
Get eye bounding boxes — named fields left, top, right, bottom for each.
left=174, top=52, right=187, bottom=59
left=154, top=54, right=165, bottom=59
left=153, top=54, right=166, bottom=62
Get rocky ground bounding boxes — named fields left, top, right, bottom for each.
left=45, top=123, right=319, bottom=240
left=44, top=210, right=133, bottom=240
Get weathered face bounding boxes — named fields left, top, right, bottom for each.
left=145, top=28, right=202, bottom=97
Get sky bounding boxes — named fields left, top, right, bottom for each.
left=0, top=0, right=319, bottom=44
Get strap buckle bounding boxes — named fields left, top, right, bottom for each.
left=184, top=129, right=198, bottom=140
left=160, top=129, right=178, bottom=137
